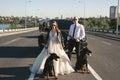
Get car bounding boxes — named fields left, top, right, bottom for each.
left=38, top=19, right=73, bottom=51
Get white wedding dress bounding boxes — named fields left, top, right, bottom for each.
left=29, top=30, right=74, bottom=80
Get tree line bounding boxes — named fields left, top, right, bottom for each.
left=79, top=16, right=120, bottom=30
left=0, top=16, right=40, bottom=29
left=0, top=16, right=120, bottom=30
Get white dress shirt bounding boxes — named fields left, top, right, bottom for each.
left=67, top=23, right=85, bottom=41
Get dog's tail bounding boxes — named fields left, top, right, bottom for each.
left=28, top=73, right=35, bottom=80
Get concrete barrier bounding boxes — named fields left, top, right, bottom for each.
left=87, top=28, right=120, bottom=35
left=0, top=27, right=38, bottom=33
left=0, top=27, right=39, bottom=37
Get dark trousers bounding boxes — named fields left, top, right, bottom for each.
left=68, top=39, right=81, bottom=61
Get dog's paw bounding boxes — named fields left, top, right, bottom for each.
left=55, top=76, right=58, bottom=80
left=79, top=70, right=85, bottom=74
left=89, top=54, right=92, bottom=56
left=86, top=70, right=90, bottom=74
left=46, top=78, right=50, bottom=80
left=75, top=69, right=78, bottom=72
left=39, top=74, right=44, bottom=78
left=55, top=77, right=58, bottom=80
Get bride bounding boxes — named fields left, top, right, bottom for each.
left=29, top=21, right=74, bottom=80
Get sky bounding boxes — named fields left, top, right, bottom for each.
left=0, top=0, right=118, bottom=18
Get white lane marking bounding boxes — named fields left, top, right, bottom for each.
left=28, top=73, right=35, bottom=80
left=2, top=38, right=22, bottom=45
left=88, top=64, right=102, bottom=80
left=88, top=36, right=95, bottom=40
left=101, top=41, right=112, bottom=46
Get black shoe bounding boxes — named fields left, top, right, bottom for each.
left=39, top=74, right=44, bottom=78
left=74, top=68, right=78, bottom=72
left=49, top=73, right=54, bottom=76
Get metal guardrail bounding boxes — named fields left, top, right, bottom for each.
left=86, top=29, right=120, bottom=35
left=0, top=28, right=25, bottom=33
left=0, top=27, right=38, bottom=33
left=0, top=27, right=38, bottom=37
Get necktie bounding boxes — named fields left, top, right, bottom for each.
left=72, top=24, right=76, bottom=37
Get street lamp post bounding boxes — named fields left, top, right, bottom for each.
left=83, top=2, right=86, bottom=27
left=25, top=0, right=32, bottom=28
left=34, top=9, right=40, bottom=27
left=116, top=0, right=119, bottom=35
left=78, top=0, right=86, bottom=26
left=35, top=16, right=37, bottom=27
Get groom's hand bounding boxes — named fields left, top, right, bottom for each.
left=76, top=39, right=80, bottom=42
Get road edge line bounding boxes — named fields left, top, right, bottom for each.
left=88, top=64, right=102, bottom=80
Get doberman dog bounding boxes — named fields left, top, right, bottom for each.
left=42, top=53, right=59, bottom=80
left=75, top=47, right=92, bottom=73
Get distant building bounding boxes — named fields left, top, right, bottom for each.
left=55, top=17, right=59, bottom=19
left=110, top=6, right=117, bottom=19
left=61, top=15, right=63, bottom=19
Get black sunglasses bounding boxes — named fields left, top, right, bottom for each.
left=73, top=19, right=77, bottom=20
left=52, top=25, right=56, bottom=26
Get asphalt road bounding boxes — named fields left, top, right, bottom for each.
left=87, top=33, right=120, bottom=80
left=0, top=29, right=120, bottom=80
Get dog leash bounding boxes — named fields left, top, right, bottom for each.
left=79, top=47, right=87, bottom=53
left=28, top=73, right=35, bottom=80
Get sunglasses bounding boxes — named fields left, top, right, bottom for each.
left=73, top=19, right=77, bottom=21
left=52, top=25, right=56, bottom=26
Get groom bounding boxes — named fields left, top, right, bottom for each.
left=67, top=16, right=86, bottom=70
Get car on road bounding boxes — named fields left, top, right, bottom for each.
left=38, top=19, right=73, bottom=51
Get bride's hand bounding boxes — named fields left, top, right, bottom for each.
left=42, top=43, right=48, bottom=48
left=45, top=44, right=48, bottom=48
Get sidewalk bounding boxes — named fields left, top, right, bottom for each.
left=0, top=27, right=38, bottom=37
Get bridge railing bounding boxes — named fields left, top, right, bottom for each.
left=86, top=29, right=120, bottom=35
left=0, top=27, right=38, bottom=33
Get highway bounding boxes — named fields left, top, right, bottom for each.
left=0, top=29, right=120, bottom=80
